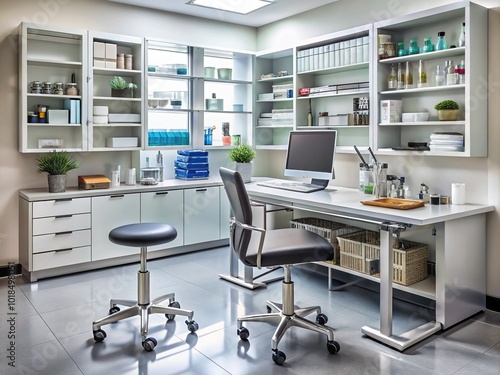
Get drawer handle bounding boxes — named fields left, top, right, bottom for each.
left=55, top=198, right=72, bottom=202
left=155, top=192, right=169, bottom=196
left=53, top=248, right=72, bottom=253
left=196, top=189, right=207, bottom=192
left=110, top=195, right=125, bottom=198
left=55, top=215, right=73, bottom=219
left=55, top=231, right=73, bottom=236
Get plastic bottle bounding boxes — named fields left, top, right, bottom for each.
left=435, top=65, right=446, bottom=86
left=436, top=31, right=448, bottom=50
left=156, top=151, right=163, bottom=182
left=459, top=22, right=466, bottom=47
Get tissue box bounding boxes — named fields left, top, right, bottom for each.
left=380, top=100, right=402, bottom=123
left=106, top=137, right=138, bottom=148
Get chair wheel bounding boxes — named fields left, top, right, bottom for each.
left=109, top=306, right=120, bottom=315
left=316, top=313, right=328, bottom=325
left=327, top=340, right=340, bottom=354
left=267, top=306, right=272, bottom=313
left=165, top=301, right=181, bottom=321
left=93, top=329, right=106, bottom=343
left=185, top=320, right=199, bottom=333
left=272, top=350, right=286, bottom=365
left=237, top=327, right=249, bottom=340
left=142, top=337, right=157, bottom=351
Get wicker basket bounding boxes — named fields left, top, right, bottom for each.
left=290, top=217, right=359, bottom=264
left=338, top=231, right=429, bottom=286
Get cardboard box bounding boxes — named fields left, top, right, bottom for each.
left=93, top=42, right=106, bottom=68
left=105, top=43, right=117, bottom=59
left=93, top=59, right=106, bottom=68
left=380, top=100, right=402, bottom=123
left=106, top=137, right=138, bottom=148
left=78, top=175, right=111, bottom=190
left=47, top=109, right=69, bottom=124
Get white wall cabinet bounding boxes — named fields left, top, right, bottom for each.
left=140, top=190, right=184, bottom=250
left=184, top=186, right=220, bottom=245
left=373, top=1, right=487, bottom=157
left=19, top=23, right=87, bottom=153
left=91, top=193, right=141, bottom=261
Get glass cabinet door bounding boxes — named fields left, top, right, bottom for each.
left=145, top=40, right=191, bottom=148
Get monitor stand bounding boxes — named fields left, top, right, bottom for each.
left=311, top=179, right=335, bottom=192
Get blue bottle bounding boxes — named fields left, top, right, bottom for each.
left=436, top=31, right=448, bottom=50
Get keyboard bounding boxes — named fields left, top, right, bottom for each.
left=257, top=179, right=325, bottom=193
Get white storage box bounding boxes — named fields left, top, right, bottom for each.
left=93, top=106, right=109, bottom=116
left=402, top=112, right=430, bottom=122
left=108, top=113, right=140, bottom=123
left=47, top=109, right=69, bottom=124
left=93, top=115, right=108, bottom=124
left=106, top=137, right=138, bottom=148
left=380, top=100, right=402, bottom=123
left=258, top=93, right=274, bottom=101
left=93, top=42, right=106, bottom=67
left=318, top=114, right=353, bottom=126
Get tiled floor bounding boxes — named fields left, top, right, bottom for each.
left=1, top=246, right=499, bottom=374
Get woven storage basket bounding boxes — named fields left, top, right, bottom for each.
left=338, top=230, right=379, bottom=273
left=290, top=217, right=359, bottom=264
left=364, top=239, right=429, bottom=286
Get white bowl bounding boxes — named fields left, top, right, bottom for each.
left=402, top=112, right=430, bottom=122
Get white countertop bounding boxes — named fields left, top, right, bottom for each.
left=19, top=177, right=223, bottom=201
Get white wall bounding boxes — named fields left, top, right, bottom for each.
left=0, top=0, right=255, bottom=265
left=253, top=0, right=500, bottom=299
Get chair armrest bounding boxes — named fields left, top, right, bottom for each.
left=232, top=219, right=266, bottom=269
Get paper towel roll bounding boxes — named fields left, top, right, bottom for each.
left=451, top=183, right=466, bottom=205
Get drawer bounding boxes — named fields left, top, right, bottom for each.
left=33, top=246, right=91, bottom=271
left=33, top=197, right=91, bottom=218
left=33, top=229, right=91, bottom=254
left=33, top=213, right=91, bottom=235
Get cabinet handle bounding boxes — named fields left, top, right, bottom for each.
left=55, top=231, right=73, bottom=236
left=196, top=189, right=207, bottom=192
left=55, top=215, right=73, bottom=219
left=155, top=192, right=169, bottom=196
left=55, top=198, right=72, bottom=202
left=110, top=194, right=125, bottom=198
left=53, top=248, right=72, bottom=253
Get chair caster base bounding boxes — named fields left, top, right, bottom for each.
left=142, top=337, right=157, bottom=351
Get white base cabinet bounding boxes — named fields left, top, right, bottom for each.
left=184, top=186, right=220, bottom=245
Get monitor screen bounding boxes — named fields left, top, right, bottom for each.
left=284, top=130, right=337, bottom=185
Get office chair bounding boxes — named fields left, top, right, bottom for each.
left=219, top=167, right=340, bottom=365
left=92, top=223, right=198, bottom=351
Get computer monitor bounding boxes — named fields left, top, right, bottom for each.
left=284, top=130, right=337, bottom=189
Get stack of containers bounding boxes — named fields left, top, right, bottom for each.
left=174, top=149, right=209, bottom=180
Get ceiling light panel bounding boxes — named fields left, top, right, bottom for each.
left=187, top=0, right=272, bottom=15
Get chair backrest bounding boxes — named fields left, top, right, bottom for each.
left=219, top=167, right=254, bottom=266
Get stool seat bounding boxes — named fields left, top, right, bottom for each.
left=109, top=222, right=177, bottom=248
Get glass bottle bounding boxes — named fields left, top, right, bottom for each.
left=408, top=39, right=419, bottom=55
left=418, top=60, right=427, bottom=88
left=397, top=62, right=405, bottom=90
left=459, top=22, right=466, bottom=47
left=445, top=60, right=456, bottom=85
left=436, top=31, right=448, bottom=50
left=422, top=37, right=434, bottom=53
left=387, top=64, right=398, bottom=90
left=307, top=99, right=313, bottom=126
left=397, top=41, right=407, bottom=57
left=404, top=61, right=413, bottom=89
left=156, top=151, right=163, bottom=182
left=435, top=65, right=445, bottom=86
left=459, top=60, right=466, bottom=84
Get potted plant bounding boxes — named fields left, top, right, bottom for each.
left=109, top=76, right=138, bottom=98
left=434, top=99, right=460, bottom=121
left=37, top=151, right=79, bottom=193
left=227, top=143, right=256, bottom=183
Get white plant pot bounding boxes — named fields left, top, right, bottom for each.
left=235, top=162, right=252, bottom=183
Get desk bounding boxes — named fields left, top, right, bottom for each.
left=244, top=179, right=494, bottom=350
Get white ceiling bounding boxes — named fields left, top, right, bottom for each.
left=106, top=0, right=339, bottom=27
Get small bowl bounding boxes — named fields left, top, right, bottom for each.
left=217, top=68, right=232, bottom=80
left=148, top=99, right=159, bottom=108
left=204, top=67, right=216, bottom=78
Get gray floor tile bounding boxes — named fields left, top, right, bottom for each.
left=454, top=352, right=500, bottom=375
left=439, top=319, right=500, bottom=353
left=0, top=314, right=56, bottom=355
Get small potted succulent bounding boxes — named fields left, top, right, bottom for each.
left=227, top=143, right=256, bottom=183
left=110, top=76, right=138, bottom=98
left=36, top=151, right=79, bottom=193
left=434, top=99, right=460, bottom=121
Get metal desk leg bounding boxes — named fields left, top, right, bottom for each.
left=361, top=226, right=441, bottom=351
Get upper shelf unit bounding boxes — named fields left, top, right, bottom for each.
left=372, top=1, right=487, bottom=157
left=19, top=23, right=87, bottom=153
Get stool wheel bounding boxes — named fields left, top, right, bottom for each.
left=186, top=320, right=199, bottom=333
left=142, top=337, right=157, bottom=351
left=93, top=329, right=107, bottom=343
left=165, top=301, right=181, bottom=321
left=109, top=306, right=120, bottom=315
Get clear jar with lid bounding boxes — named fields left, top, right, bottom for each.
left=397, top=42, right=407, bottom=57
left=436, top=31, right=448, bottom=50
left=53, top=82, right=64, bottom=95
left=422, top=37, right=434, bottom=53
left=408, top=39, right=419, bottom=55
left=42, top=82, right=52, bottom=94
left=31, top=81, right=42, bottom=94
left=65, top=83, right=78, bottom=96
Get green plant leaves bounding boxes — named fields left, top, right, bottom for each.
left=36, top=151, right=78, bottom=175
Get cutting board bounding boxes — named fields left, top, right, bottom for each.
left=361, top=198, right=425, bottom=210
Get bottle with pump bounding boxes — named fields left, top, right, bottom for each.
left=459, top=22, right=465, bottom=47
left=156, top=151, right=163, bottom=182
left=436, top=31, right=448, bottom=50
left=307, top=99, right=313, bottom=126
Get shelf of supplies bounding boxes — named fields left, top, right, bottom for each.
left=93, top=96, right=141, bottom=101
left=297, top=125, right=369, bottom=129
left=204, top=78, right=252, bottom=85
left=27, top=59, right=82, bottom=68
left=27, top=123, right=81, bottom=127
left=204, top=110, right=252, bottom=114
left=148, top=72, right=191, bottom=80
left=92, top=147, right=142, bottom=152
left=378, top=47, right=465, bottom=64
left=257, top=75, right=293, bottom=83
left=377, top=148, right=467, bottom=157
left=379, top=121, right=465, bottom=126
left=256, top=98, right=293, bottom=103
left=297, top=62, right=369, bottom=76
left=298, top=89, right=369, bottom=100
left=92, top=67, right=142, bottom=76
left=27, top=93, right=82, bottom=99
left=24, top=147, right=84, bottom=153
left=380, top=85, right=465, bottom=95
left=147, top=107, right=191, bottom=113
left=93, top=123, right=142, bottom=127
left=256, top=125, right=294, bottom=128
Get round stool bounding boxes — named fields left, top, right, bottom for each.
left=92, top=222, right=199, bottom=351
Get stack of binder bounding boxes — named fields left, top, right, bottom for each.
left=429, top=132, right=464, bottom=152
left=174, top=150, right=209, bottom=180
left=63, top=99, right=81, bottom=124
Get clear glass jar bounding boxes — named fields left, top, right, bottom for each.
left=408, top=39, right=419, bottom=55
left=436, top=31, right=448, bottom=50
left=418, top=60, right=427, bottom=88
left=53, top=82, right=64, bottom=95
left=65, top=83, right=78, bottom=96
left=435, top=65, right=446, bottom=86
left=387, top=64, right=398, bottom=90
left=397, top=62, right=405, bottom=90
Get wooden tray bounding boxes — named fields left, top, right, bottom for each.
left=361, top=198, right=425, bottom=210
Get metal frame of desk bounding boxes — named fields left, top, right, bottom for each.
left=243, top=180, right=494, bottom=351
